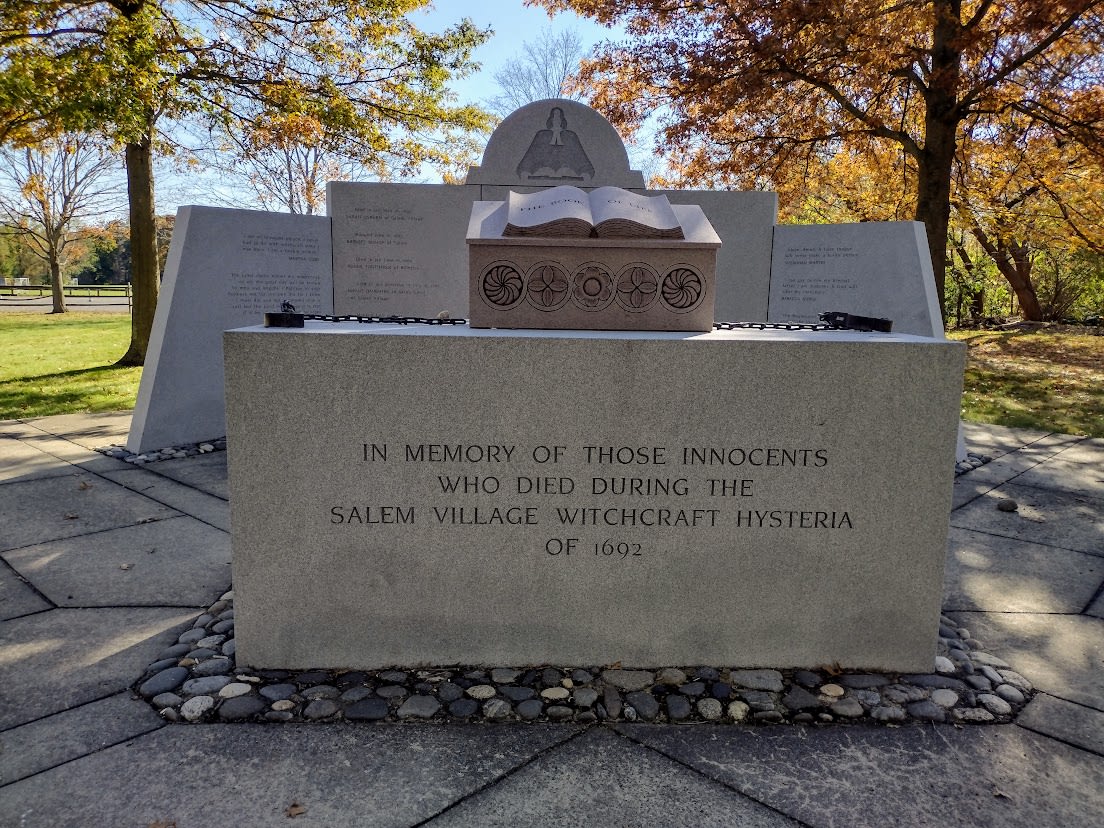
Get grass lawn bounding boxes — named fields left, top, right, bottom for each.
left=1, top=312, right=1101, bottom=438
left=0, top=312, right=140, bottom=420
left=948, top=328, right=1104, bottom=438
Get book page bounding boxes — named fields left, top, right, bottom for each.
left=505, top=185, right=593, bottom=230
left=588, top=186, right=682, bottom=233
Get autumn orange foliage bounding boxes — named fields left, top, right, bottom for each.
left=533, top=0, right=1104, bottom=319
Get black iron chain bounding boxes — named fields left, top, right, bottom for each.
left=712, top=320, right=832, bottom=331
left=300, top=314, right=466, bottom=326
left=276, top=304, right=889, bottom=332
left=291, top=315, right=880, bottom=332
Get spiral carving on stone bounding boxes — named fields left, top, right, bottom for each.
left=661, top=266, right=704, bottom=312
left=480, top=262, right=524, bottom=308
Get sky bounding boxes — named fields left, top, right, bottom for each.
left=411, top=1, right=621, bottom=107
left=155, top=1, right=628, bottom=212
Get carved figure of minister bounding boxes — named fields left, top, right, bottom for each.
left=516, top=106, right=595, bottom=182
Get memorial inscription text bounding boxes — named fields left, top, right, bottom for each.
left=327, top=441, right=853, bottom=557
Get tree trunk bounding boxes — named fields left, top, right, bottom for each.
left=48, top=253, right=66, bottom=314
left=914, top=0, right=963, bottom=323
left=117, top=132, right=159, bottom=367
left=968, top=228, right=1043, bottom=321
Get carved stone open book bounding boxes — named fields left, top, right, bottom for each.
left=503, top=185, right=685, bottom=240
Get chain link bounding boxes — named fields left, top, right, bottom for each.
left=301, top=314, right=466, bottom=326
left=712, top=320, right=834, bottom=331
left=287, top=313, right=883, bottom=332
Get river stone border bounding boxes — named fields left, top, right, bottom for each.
left=135, top=590, right=1032, bottom=726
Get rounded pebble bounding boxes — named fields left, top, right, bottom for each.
left=219, top=696, right=266, bottom=721
left=995, top=684, right=1026, bottom=705
left=139, top=667, right=189, bottom=698
left=436, top=682, right=464, bottom=703
left=547, top=704, right=574, bottom=721
left=340, top=687, right=373, bottom=703
left=998, top=670, right=1033, bottom=692
left=727, top=701, right=750, bottom=722
left=304, top=699, right=340, bottom=720
left=830, top=698, right=864, bottom=718
left=871, top=705, right=906, bottom=722
left=182, top=675, right=232, bottom=696
left=271, top=699, right=296, bottom=712
left=259, top=684, right=298, bottom=701
left=345, top=698, right=390, bottom=721
left=656, top=668, right=687, bottom=686
left=666, top=695, right=692, bottom=720
left=820, top=683, right=845, bottom=698
left=151, top=692, right=184, bottom=709
left=501, top=685, right=535, bottom=702
left=906, top=700, right=946, bottom=722
left=466, top=684, right=497, bottom=700
left=931, top=689, right=960, bottom=708
left=956, top=707, right=996, bottom=723
left=398, top=695, right=441, bottom=719
left=218, top=682, right=254, bottom=699
left=698, top=698, right=723, bottom=720
left=729, top=669, right=784, bottom=692
left=934, top=656, right=956, bottom=674
left=970, top=652, right=1010, bottom=668
left=625, top=691, right=659, bottom=720
left=517, top=699, right=543, bottom=720
left=448, top=699, right=479, bottom=717
left=978, top=693, right=1013, bottom=716
left=482, top=698, right=513, bottom=720
left=180, top=695, right=215, bottom=722
left=490, top=668, right=520, bottom=684
left=301, top=685, right=340, bottom=700
left=541, top=687, right=570, bottom=701
left=572, top=688, right=599, bottom=708
left=191, top=658, right=233, bottom=677
left=177, top=628, right=208, bottom=645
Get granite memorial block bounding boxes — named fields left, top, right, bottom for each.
left=465, top=99, right=646, bottom=189
left=466, top=192, right=721, bottom=331
left=768, top=222, right=944, bottom=337
left=324, top=100, right=778, bottom=324
left=767, top=221, right=967, bottom=460
left=327, top=181, right=478, bottom=318
left=226, top=323, right=965, bottom=671
left=128, top=206, right=331, bottom=453
left=663, top=190, right=777, bottom=323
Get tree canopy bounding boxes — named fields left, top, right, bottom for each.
left=535, top=0, right=1104, bottom=317
left=0, top=132, right=122, bottom=312
left=1, top=1, right=491, bottom=360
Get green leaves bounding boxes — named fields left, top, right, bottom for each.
left=1, top=1, right=492, bottom=170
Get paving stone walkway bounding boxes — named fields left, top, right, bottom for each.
left=1, top=413, right=1102, bottom=826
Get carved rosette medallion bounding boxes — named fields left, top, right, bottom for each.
left=614, top=264, right=660, bottom=312
left=570, top=262, right=615, bottom=311
left=479, top=261, right=525, bottom=309
left=660, top=265, right=705, bottom=313
left=525, top=262, right=571, bottom=311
